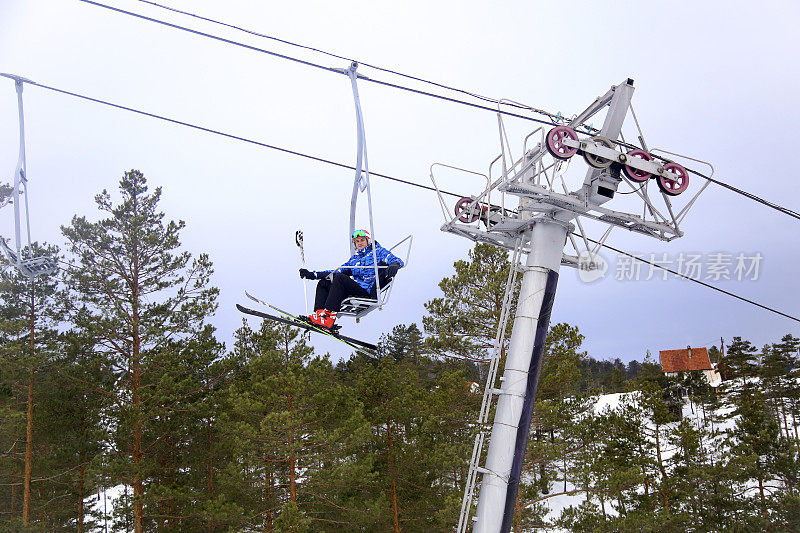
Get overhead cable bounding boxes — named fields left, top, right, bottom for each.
left=76, top=0, right=577, bottom=131
left=684, top=168, right=800, bottom=221
left=79, top=0, right=800, bottom=224
left=133, top=0, right=559, bottom=118
left=77, top=0, right=340, bottom=75
left=22, top=78, right=460, bottom=199
left=588, top=238, right=800, bottom=324
left=9, top=75, right=798, bottom=325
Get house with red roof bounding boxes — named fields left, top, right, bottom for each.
left=659, top=347, right=721, bottom=385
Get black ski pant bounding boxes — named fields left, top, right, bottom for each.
left=314, top=272, right=392, bottom=312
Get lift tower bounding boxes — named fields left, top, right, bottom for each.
left=430, top=79, right=708, bottom=532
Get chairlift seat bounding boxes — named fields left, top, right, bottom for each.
left=338, top=277, right=394, bottom=321
left=0, top=238, right=56, bottom=278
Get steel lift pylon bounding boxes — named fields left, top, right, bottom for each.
left=429, top=79, right=710, bottom=532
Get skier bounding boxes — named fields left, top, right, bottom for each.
left=299, top=229, right=403, bottom=329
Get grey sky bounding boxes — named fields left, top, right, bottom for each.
left=1, top=0, right=798, bottom=362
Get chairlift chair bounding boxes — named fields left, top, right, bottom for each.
left=0, top=237, right=56, bottom=278
left=336, top=64, right=413, bottom=321
left=337, top=235, right=412, bottom=322
left=0, top=74, right=57, bottom=279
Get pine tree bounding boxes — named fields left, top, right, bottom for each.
left=561, top=410, right=602, bottom=512
left=0, top=258, right=29, bottom=525
left=35, top=329, right=110, bottom=531
left=729, top=388, right=782, bottom=525
left=174, top=326, right=232, bottom=533
left=761, top=334, right=800, bottom=442
left=538, top=323, right=586, bottom=400
left=407, top=362, right=479, bottom=529
left=595, top=401, right=649, bottom=521
left=378, top=323, right=425, bottom=363
left=521, top=393, right=594, bottom=528
left=61, top=170, right=218, bottom=533
left=635, top=374, right=681, bottom=514
left=423, top=242, right=518, bottom=363
left=209, top=319, right=281, bottom=531
left=0, top=242, right=60, bottom=529
left=722, top=337, right=759, bottom=389
left=694, top=384, right=740, bottom=530
left=216, top=320, right=373, bottom=531
left=144, top=325, right=226, bottom=530
left=353, top=356, right=417, bottom=531
left=343, top=324, right=478, bottom=533
left=298, top=350, right=375, bottom=529
left=708, top=344, right=722, bottom=371
left=516, top=323, right=589, bottom=528
left=625, top=359, right=642, bottom=381
left=666, top=419, right=712, bottom=527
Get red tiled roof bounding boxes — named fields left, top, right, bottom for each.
left=659, top=347, right=713, bottom=373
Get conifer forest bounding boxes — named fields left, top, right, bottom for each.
left=2, top=170, right=799, bottom=532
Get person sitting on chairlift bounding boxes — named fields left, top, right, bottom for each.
left=299, top=229, right=403, bottom=330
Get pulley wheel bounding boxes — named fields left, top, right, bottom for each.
left=623, top=149, right=653, bottom=182
left=455, top=197, right=481, bottom=223
left=656, top=163, right=689, bottom=196
left=545, top=126, right=579, bottom=160
left=583, top=136, right=615, bottom=169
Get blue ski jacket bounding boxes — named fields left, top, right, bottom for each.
left=317, top=241, right=404, bottom=291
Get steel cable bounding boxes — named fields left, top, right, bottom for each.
left=7, top=76, right=798, bottom=324
left=78, top=0, right=800, bottom=223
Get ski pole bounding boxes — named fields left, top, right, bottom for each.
left=295, top=230, right=308, bottom=315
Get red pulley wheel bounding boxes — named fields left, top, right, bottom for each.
left=545, top=126, right=579, bottom=160
left=623, top=149, right=653, bottom=182
left=656, top=163, right=689, bottom=196
left=455, top=197, right=481, bottom=223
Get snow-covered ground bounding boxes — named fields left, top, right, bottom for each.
left=523, top=384, right=797, bottom=532
left=591, top=391, right=626, bottom=414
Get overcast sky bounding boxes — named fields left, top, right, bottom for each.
left=1, top=0, right=798, bottom=362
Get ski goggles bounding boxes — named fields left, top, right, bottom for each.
left=351, top=229, right=371, bottom=240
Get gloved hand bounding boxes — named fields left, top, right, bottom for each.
left=299, top=268, right=316, bottom=280
left=385, top=263, right=401, bottom=279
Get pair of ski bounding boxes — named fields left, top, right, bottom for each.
left=237, top=292, right=376, bottom=355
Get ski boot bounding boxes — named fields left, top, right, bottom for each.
left=319, top=310, right=339, bottom=331
left=303, top=310, right=341, bottom=333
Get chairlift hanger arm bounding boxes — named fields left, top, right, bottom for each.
left=0, top=73, right=57, bottom=278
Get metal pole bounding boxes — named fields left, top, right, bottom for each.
left=13, top=79, right=26, bottom=255
left=295, top=230, right=308, bottom=315
left=473, top=219, right=567, bottom=532
left=347, top=63, right=366, bottom=257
